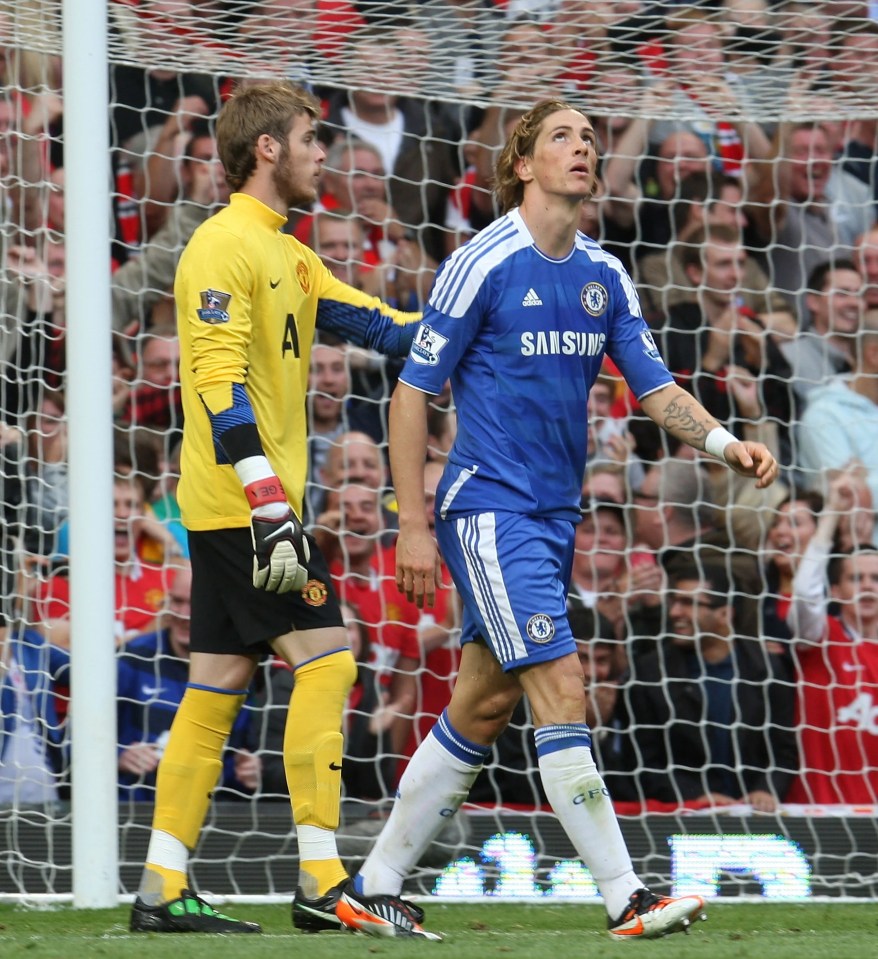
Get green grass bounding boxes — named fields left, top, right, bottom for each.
left=1, top=901, right=877, bottom=959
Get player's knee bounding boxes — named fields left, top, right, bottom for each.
left=463, top=689, right=519, bottom=742
left=297, top=647, right=358, bottom=694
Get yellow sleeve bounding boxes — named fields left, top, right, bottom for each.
left=176, top=223, right=255, bottom=399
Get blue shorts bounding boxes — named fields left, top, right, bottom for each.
left=435, top=511, right=576, bottom=671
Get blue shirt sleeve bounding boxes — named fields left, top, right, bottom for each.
left=603, top=268, right=674, bottom=399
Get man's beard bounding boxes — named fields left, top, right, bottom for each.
left=272, top=144, right=316, bottom=209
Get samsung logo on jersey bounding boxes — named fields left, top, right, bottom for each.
left=520, top=331, right=606, bottom=356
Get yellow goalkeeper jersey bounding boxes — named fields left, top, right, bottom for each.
left=175, top=192, right=415, bottom=531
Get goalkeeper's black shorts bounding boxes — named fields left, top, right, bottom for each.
left=188, top=527, right=343, bottom=654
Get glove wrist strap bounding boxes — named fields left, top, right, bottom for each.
left=235, top=454, right=287, bottom=509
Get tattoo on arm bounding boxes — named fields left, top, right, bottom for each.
left=661, top=395, right=713, bottom=448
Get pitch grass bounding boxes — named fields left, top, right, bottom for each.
left=1, top=901, right=876, bottom=959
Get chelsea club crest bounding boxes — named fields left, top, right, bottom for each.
left=526, top=614, right=555, bottom=644
left=581, top=282, right=608, bottom=317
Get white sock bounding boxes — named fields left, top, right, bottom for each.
left=296, top=824, right=339, bottom=862
left=138, top=829, right=189, bottom=904
left=145, top=829, right=188, bottom=873
left=536, top=724, right=640, bottom=918
left=357, top=710, right=489, bottom=896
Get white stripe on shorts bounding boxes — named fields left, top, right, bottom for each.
left=456, top=513, right=527, bottom=665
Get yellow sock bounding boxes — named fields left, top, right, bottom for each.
left=139, top=864, right=190, bottom=905
left=140, top=686, right=244, bottom=902
left=284, top=649, right=357, bottom=897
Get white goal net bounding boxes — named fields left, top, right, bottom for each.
left=2, top=0, right=878, bottom=903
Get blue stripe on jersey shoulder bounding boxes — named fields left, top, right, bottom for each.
left=431, top=214, right=526, bottom=317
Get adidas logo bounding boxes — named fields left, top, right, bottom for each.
left=522, top=288, right=543, bottom=306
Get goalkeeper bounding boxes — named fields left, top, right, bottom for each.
left=333, top=98, right=781, bottom=941
left=130, top=81, right=421, bottom=935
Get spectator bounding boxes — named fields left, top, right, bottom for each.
left=618, top=561, right=797, bottom=810
left=311, top=430, right=398, bottom=554
left=490, top=16, right=562, bottom=104
left=777, top=259, right=863, bottom=404
left=602, top=88, right=712, bottom=263
left=786, top=473, right=878, bottom=804
left=416, top=0, right=504, bottom=103
left=0, top=628, right=61, bottom=804
left=110, top=64, right=216, bottom=259
left=294, top=137, right=392, bottom=265
left=854, top=223, right=878, bottom=310
left=2, top=232, right=67, bottom=423
left=10, top=77, right=64, bottom=240
left=581, top=461, right=627, bottom=507
left=117, top=562, right=250, bottom=802
left=136, top=106, right=217, bottom=237
left=21, top=388, right=68, bottom=559
left=647, top=5, right=772, bottom=177
left=444, top=106, right=513, bottom=256
left=832, top=20, right=878, bottom=210
left=0, top=418, right=23, bottom=658
left=52, top=428, right=185, bottom=566
left=587, top=369, right=644, bottom=491
left=31, top=471, right=171, bottom=648
left=832, top=465, right=876, bottom=554
left=320, top=26, right=461, bottom=263
left=773, top=1, right=834, bottom=86
left=110, top=124, right=231, bottom=334
left=635, top=171, right=791, bottom=325
left=796, top=308, right=878, bottom=507
left=653, top=223, right=795, bottom=449
left=631, top=453, right=763, bottom=642
left=760, top=490, right=823, bottom=658
left=328, top=482, right=420, bottom=800
left=117, top=322, right=183, bottom=432
left=701, top=363, right=792, bottom=553
left=308, top=211, right=370, bottom=289
left=305, top=342, right=373, bottom=523
left=149, top=432, right=188, bottom=561
left=568, top=498, right=629, bottom=640
left=746, top=121, right=876, bottom=308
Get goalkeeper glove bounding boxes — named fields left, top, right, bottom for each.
left=244, top=475, right=310, bottom=593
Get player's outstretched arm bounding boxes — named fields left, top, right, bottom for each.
left=639, top=383, right=780, bottom=489
left=315, top=268, right=422, bottom=357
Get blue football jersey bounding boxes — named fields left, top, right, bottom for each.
left=400, top=209, right=674, bottom=521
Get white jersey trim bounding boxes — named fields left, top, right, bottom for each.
left=439, top=464, right=478, bottom=519
left=456, top=513, right=526, bottom=665
left=430, top=210, right=532, bottom=318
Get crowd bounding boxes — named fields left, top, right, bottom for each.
left=1, top=0, right=878, bottom=814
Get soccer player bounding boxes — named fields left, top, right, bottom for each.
left=333, top=99, right=780, bottom=940
left=129, top=81, right=421, bottom=935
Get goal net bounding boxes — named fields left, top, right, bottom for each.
left=2, top=0, right=878, bottom=903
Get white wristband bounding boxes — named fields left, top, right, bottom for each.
left=234, top=454, right=275, bottom=487
left=704, top=427, right=739, bottom=462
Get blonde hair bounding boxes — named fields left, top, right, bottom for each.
left=493, top=98, right=585, bottom=214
